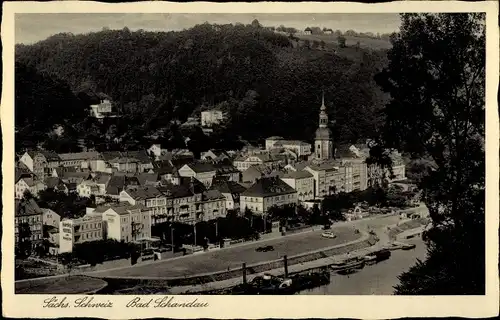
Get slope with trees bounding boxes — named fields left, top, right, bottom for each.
left=16, top=21, right=389, bottom=153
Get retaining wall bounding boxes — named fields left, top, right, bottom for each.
left=95, top=234, right=377, bottom=291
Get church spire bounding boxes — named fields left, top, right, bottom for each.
left=319, top=92, right=328, bottom=128
left=320, top=91, right=326, bottom=111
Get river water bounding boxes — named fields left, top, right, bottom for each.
left=299, top=238, right=427, bottom=295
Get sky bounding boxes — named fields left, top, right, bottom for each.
left=15, top=13, right=401, bottom=44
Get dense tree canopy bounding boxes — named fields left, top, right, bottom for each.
left=16, top=22, right=389, bottom=152
left=375, top=13, right=485, bottom=294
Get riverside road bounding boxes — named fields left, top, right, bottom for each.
left=89, top=212, right=420, bottom=279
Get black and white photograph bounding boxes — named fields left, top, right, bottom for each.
left=2, top=1, right=498, bottom=319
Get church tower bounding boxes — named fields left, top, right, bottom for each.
left=314, top=92, right=333, bottom=161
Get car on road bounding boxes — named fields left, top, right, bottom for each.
left=255, top=245, right=274, bottom=252
left=364, top=254, right=378, bottom=265
left=402, top=243, right=416, bottom=250
left=321, top=231, right=337, bottom=239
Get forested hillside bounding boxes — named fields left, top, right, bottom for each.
left=15, top=22, right=389, bottom=153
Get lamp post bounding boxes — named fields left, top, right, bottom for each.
left=193, top=222, right=197, bottom=247
left=170, top=226, right=175, bottom=253
left=215, top=218, right=219, bottom=238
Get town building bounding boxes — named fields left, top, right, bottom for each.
left=147, top=144, right=165, bottom=160
left=304, top=27, right=312, bottom=35
left=240, top=177, right=298, bottom=214
left=199, top=189, right=227, bottom=221
left=281, top=170, right=315, bottom=202
left=389, top=152, right=406, bottom=182
left=77, top=179, right=101, bottom=198
left=15, top=199, right=44, bottom=244
left=233, top=153, right=287, bottom=172
left=89, top=99, right=116, bottom=119
left=201, top=109, right=225, bottom=127
left=178, top=162, right=217, bottom=188
left=303, top=162, right=345, bottom=198
left=201, top=150, right=231, bottom=162
left=41, top=208, right=60, bottom=228
left=15, top=177, right=45, bottom=199
left=152, top=161, right=179, bottom=184
left=314, top=94, right=334, bottom=161
left=19, top=150, right=61, bottom=181
left=265, top=137, right=312, bottom=158
left=58, top=152, right=102, bottom=169
left=44, top=177, right=70, bottom=194
left=119, top=186, right=168, bottom=223
left=59, top=215, right=104, bottom=253
left=241, top=164, right=286, bottom=183
left=210, top=177, right=248, bottom=210
left=91, top=203, right=153, bottom=243
left=105, top=175, right=140, bottom=200
left=159, top=180, right=204, bottom=225
left=213, top=162, right=240, bottom=182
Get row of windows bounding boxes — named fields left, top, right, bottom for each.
left=81, top=222, right=101, bottom=230
left=80, top=231, right=101, bottom=240
left=16, top=216, right=41, bottom=224
left=63, top=160, right=84, bottom=166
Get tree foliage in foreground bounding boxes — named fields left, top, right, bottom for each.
left=375, top=13, right=485, bottom=294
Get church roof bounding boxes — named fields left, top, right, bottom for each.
left=315, top=127, right=332, bottom=140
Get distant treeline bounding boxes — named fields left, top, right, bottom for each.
left=15, top=21, right=389, bottom=154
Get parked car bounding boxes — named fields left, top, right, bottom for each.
left=402, top=243, right=416, bottom=250
left=321, top=231, right=337, bottom=239
left=255, top=245, right=274, bottom=252
left=141, top=249, right=155, bottom=260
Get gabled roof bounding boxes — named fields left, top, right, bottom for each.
left=184, top=162, right=216, bottom=173
left=170, top=156, right=195, bottom=169
left=109, top=156, right=140, bottom=164
left=94, top=173, right=112, bottom=185
left=179, top=177, right=207, bottom=194
left=202, top=189, right=225, bottom=201
left=58, top=151, right=101, bottom=161
left=39, top=151, right=61, bottom=162
left=94, top=203, right=149, bottom=215
left=306, top=162, right=339, bottom=171
left=106, top=175, right=128, bottom=195
left=244, top=164, right=286, bottom=178
left=122, top=150, right=152, bottom=164
left=101, top=151, right=122, bottom=162
left=152, top=161, right=175, bottom=175
left=123, top=186, right=164, bottom=200
left=18, top=177, right=36, bottom=187
left=281, top=170, right=314, bottom=179
left=213, top=163, right=239, bottom=174
left=158, top=183, right=194, bottom=199
left=15, top=198, right=42, bottom=217
left=60, top=171, right=92, bottom=180
left=241, top=177, right=297, bottom=197
left=44, top=177, right=66, bottom=189
left=15, top=168, right=33, bottom=183
left=211, top=179, right=247, bottom=194
left=136, top=173, right=159, bottom=186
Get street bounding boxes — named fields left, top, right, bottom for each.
left=300, top=238, right=427, bottom=295
left=90, top=214, right=405, bottom=278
